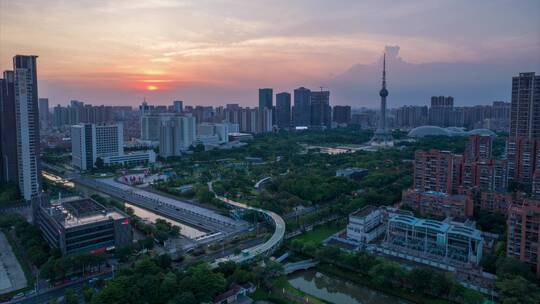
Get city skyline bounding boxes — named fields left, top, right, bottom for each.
left=1, top=0, right=539, bottom=107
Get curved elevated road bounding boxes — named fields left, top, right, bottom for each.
left=254, top=176, right=272, bottom=189
left=209, top=182, right=285, bottom=264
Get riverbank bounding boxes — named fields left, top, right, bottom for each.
left=286, top=230, right=478, bottom=303
left=317, top=264, right=448, bottom=304
left=288, top=268, right=411, bottom=304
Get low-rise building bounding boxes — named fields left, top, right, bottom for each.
left=478, top=191, right=512, bottom=214
left=198, top=123, right=230, bottom=143
left=213, top=283, right=255, bottom=304
left=228, top=132, right=253, bottom=142
left=341, top=205, right=485, bottom=268
left=384, top=213, right=483, bottom=266
left=346, top=205, right=385, bottom=244
left=402, top=189, right=474, bottom=218
left=336, top=167, right=368, bottom=180
left=194, top=134, right=221, bottom=147
left=102, top=150, right=156, bottom=167
left=33, top=196, right=132, bottom=255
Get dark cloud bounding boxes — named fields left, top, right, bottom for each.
left=384, top=45, right=401, bottom=60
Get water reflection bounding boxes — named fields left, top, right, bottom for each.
left=125, top=203, right=206, bottom=239
left=289, top=269, right=410, bottom=304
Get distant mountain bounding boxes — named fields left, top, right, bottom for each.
left=327, top=46, right=540, bottom=108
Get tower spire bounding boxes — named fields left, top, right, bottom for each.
left=382, top=53, right=386, bottom=90
left=370, top=52, right=393, bottom=147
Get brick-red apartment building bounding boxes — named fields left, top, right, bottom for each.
left=405, top=135, right=506, bottom=217
left=402, top=188, right=474, bottom=218
left=507, top=198, right=540, bottom=276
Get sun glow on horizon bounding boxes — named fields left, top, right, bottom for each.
left=146, top=85, right=158, bottom=91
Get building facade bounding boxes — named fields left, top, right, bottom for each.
left=159, top=115, right=196, bottom=157
left=385, top=212, right=483, bottom=265
left=429, top=96, right=454, bottom=127
left=39, top=98, right=49, bottom=130
left=172, top=100, right=183, bottom=113
left=346, top=205, right=385, bottom=244
left=310, top=90, right=331, bottom=128
left=34, top=196, right=132, bottom=255
left=292, top=87, right=311, bottom=127
left=198, top=123, right=230, bottom=143
left=258, top=88, right=273, bottom=111
left=402, top=189, right=474, bottom=218
left=275, top=92, right=291, bottom=129
left=395, top=105, right=428, bottom=128
left=332, top=105, right=351, bottom=125
left=464, top=135, right=493, bottom=162
left=0, top=71, right=18, bottom=183
left=507, top=198, right=540, bottom=276
left=413, top=149, right=460, bottom=194
left=141, top=113, right=173, bottom=142
left=71, top=123, right=123, bottom=170
left=14, top=55, right=41, bottom=201
left=507, top=137, right=540, bottom=184
left=510, top=72, right=540, bottom=139
left=51, top=101, right=113, bottom=129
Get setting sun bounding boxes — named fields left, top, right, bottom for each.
left=146, top=85, right=158, bottom=91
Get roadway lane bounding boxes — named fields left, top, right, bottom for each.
left=72, top=175, right=248, bottom=234
left=208, top=182, right=285, bottom=264
left=9, top=272, right=112, bottom=304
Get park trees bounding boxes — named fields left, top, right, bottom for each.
left=496, top=275, right=540, bottom=304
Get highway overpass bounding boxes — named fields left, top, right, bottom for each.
left=209, top=182, right=285, bottom=265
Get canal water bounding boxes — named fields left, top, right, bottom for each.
left=125, top=203, right=206, bottom=239
left=288, top=269, right=410, bottom=304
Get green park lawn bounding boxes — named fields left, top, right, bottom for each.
left=291, top=222, right=344, bottom=244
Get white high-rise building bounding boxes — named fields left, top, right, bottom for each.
left=159, top=115, right=196, bottom=157
left=14, top=55, right=41, bottom=201
left=197, top=123, right=230, bottom=143
left=261, top=107, right=273, bottom=133
left=71, top=124, right=95, bottom=171
left=71, top=123, right=123, bottom=170
left=159, top=121, right=175, bottom=158
left=141, top=113, right=173, bottom=141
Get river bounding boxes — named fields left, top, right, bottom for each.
left=288, top=269, right=410, bottom=304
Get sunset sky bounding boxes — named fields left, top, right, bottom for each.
left=1, top=0, right=539, bottom=107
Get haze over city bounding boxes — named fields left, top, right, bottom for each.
left=3, top=1, right=540, bottom=303
left=1, top=0, right=539, bottom=107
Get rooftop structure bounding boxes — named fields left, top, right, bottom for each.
left=228, top=132, right=253, bottom=142
left=407, top=126, right=497, bottom=138
left=34, top=196, right=132, bottom=255
left=384, top=211, right=483, bottom=266
left=336, top=167, right=368, bottom=179
left=347, top=205, right=385, bottom=244
left=342, top=206, right=485, bottom=269
left=402, top=189, right=474, bottom=218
